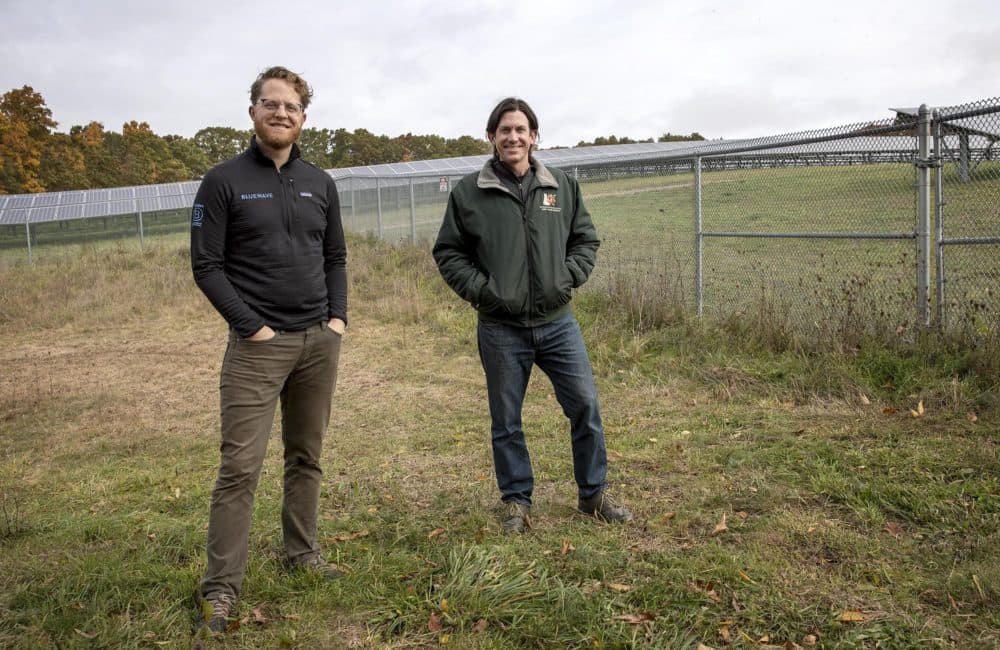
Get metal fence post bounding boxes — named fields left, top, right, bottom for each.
left=349, top=177, right=356, bottom=232
left=376, top=177, right=383, bottom=239
left=409, top=177, right=417, bottom=243
left=137, top=208, right=145, bottom=249
left=917, top=104, right=932, bottom=327
left=694, top=156, right=703, bottom=317
left=933, top=109, right=946, bottom=326
left=25, top=220, right=33, bottom=264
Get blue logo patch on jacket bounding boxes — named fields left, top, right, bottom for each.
left=191, top=203, right=204, bottom=228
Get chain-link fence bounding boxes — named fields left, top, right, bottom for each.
left=337, top=99, right=997, bottom=341
left=2, top=98, right=996, bottom=342
left=338, top=175, right=464, bottom=244
left=933, top=99, right=999, bottom=337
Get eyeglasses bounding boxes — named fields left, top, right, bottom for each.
left=256, top=98, right=304, bottom=116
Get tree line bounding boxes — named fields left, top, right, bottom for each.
left=0, top=86, right=493, bottom=195
left=575, top=132, right=705, bottom=147
left=1, top=85, right=706, bottom=195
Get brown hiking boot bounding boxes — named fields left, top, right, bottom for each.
left=500, top=500, right=532, bottom=533
left=578, top=491, right=633, bottom=523
left=197, top=591, right=234, bottom=635
left=290, top=554, right=345, bottom=580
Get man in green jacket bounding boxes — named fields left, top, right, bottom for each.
left=433, top=97, right=632, bottom=533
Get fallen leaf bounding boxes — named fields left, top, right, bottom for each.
left=440, top=598, right=449, bottom=613
left=967, top=412, right=978, bottom=423
left=428, top=612, right=443, bottom=632
left=605, top=582, right=631, bottom=593
left=784, top=642, right=804, bottom=650
left=367, top=506, right=378, bottom=513
left=838, top=610, right=866, bottom=622
left=609, top=449, right=624, bottom=459
left=883, top=406, right=898, bottom=414
left=74, top=629, right=98, bottom=640
left=428, top=528, right=446, bottom=539
left=687, top=581, right=721, bottom=603
left=612, top=612, right=655, bottom=625
left=174, top=487, right=181, bottom=499
left=561, top=539, right=575, bottom=556
left=697, top=644, right=716, bottom=650
left=711, top=513, right=728, bottom=536
left=250, top=606, right=268, bottom=625
left=738, top=569, right=755, bottom=583
left=439, top=632, right=450, bottom=644
left=472, top=618, right=487, bottom=633
left=648, top=437, right=659, bottom=443
left=147, top=533, right=156, bottom=541
left=910, top=400, right=925, bottom=417
left=859, top=393, right=871, bottom=405
left=802, top=634, right=818, bottom=646
left=719, top=624, right=731, bottom=642
left=884, top=522, right=903, bottom=538
left=736, top=511, right=748, bottom=521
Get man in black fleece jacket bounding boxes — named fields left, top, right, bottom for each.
left=190, top=65, right=347, bottom=635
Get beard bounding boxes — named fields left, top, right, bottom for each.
left=254, top=120, right=301, bottom=150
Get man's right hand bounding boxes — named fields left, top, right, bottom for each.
left=247, top=325, right=277, bottom=341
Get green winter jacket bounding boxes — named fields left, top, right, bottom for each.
left=432, top=158, right=600, bottom=327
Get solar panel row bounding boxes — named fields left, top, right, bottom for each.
left=1, top=116, right=994, bottom=227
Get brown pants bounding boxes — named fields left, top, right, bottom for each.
left=201, top=321, right=342, bottom=599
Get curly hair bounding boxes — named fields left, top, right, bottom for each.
left=249, top=66, right=313, bottom=110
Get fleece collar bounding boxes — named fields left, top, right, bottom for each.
left=477, top=157, right=558, bottom=194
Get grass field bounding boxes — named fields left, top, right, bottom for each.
left=0, top=223, right=997, bottom=648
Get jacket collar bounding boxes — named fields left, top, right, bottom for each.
left=248, top=135, right=301, bottom=168
left=477, top=157, right=558, bottom=193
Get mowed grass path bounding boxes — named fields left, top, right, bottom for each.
left=0, top=235, right=997, bottom=648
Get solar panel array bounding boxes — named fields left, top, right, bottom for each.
left=2, top=100, right=996, bottom=228
left=1, top=141, right=715, bottom=226
left=0, top=181, right=201, bottom=226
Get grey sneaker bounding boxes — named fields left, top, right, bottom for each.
left=291, top=554, right=345, bottom=580
left=197, top=591, right=234, bottom=635
left=500, top=500, right=531, bottom=533
left=578, top=491, right=633, bottom=523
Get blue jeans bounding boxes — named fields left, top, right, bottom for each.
left=477, top=314, right=608, bottom=506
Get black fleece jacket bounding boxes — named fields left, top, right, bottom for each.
left=190, top=137, right=347, bottom=337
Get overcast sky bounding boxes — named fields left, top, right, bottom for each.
left=3, top=0, right=998, bottom=148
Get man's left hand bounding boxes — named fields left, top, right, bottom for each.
left=328, top=318, right=346, bottom=335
